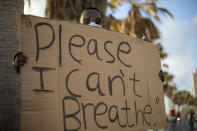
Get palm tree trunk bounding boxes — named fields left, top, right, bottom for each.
left=0, top=0, right=23, bottom=130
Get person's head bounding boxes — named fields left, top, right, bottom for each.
left=79, top=7, right=104, bottom=28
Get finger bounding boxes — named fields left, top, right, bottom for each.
left=159, top=73, right=162, bottom=77
left=18, top=57, right=27, bottom=63
left=17, top=60, right=25, bottom=66
left=21, top=55, right=28, bottom=60
left=18, top=54, right=28, bottom=63
left=14, top=65, right=20, bottom=73
left=14, top=52, right=21, bottom=63
left=16, top=52, right=23, bottom=57
left=18, top=55, right=28, bottom=61
left=18, top=61, right=25, bottom=66
left=21, top=59, right=27, bottom=63
left=161, top=77, right=165, bottom=82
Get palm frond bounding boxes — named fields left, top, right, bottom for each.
left=162, top=63, right=169, bottom=68
left=157, top=7, right=173, bottom=18
left=143, top=5, right=160, bottom=21
left=157, top=43, right=168, bottom=59
left=108, top=0, right=120, bottom=10
left=142, top=18, right=160, bottom=39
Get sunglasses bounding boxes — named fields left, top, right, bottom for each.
left=83, top=17, right=103, bottom=25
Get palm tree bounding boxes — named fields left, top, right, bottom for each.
left=172, top=91, right=185, bottom=110
left=162, top=71, right=177, bottom=97
left=0, top=0, right=24, bottom=130
left=108, top=0, right=173, bottom=42
left=45, top=0, right=107, bottom=22
left=158, top=43, right=168, bottom=60
left=172, top=91, right=197, bottom=110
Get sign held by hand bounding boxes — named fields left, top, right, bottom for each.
left=20, top=15, right=166, bottom=131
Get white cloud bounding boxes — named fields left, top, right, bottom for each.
left=159, top=16, right=197, bottom=90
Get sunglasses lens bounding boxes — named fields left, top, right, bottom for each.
left=83, top=18, right=90, bottom=24
left=95, top=18, right=102, bottom=24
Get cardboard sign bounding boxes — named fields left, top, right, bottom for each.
left=20, top=15, right=166, bottom=131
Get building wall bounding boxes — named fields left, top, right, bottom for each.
left=192, top=69, right=197, bottom=97
left=190, top=87, right=194, bottom=97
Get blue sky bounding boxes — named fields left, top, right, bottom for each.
left=157, top=0, right=197, bottom=91
left=157, top=0, right=197, bottom=112
left=107, top=0, right=197, bottom=91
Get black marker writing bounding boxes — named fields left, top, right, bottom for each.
left=108, top=105, right=127, bottom=127
left=34, top=22, right=55, bottom=61
left=81, top=103, right=94, bottom=129
left=86, top=72, right=105, bottom=96
left=87, top=39, right=102, bottom=61
left=62, top=96, right=81, bottom=131
left=117, top=41, right=132, bottom=68
left=129, top=73, right=141, bottom=97
left=104, top=41, right=115, bottom=63
left=32, top=66, right=56, bottom=93
left=108, top=74, right=125, bottom=96
left=65, top=69, right=81, bottom=97
left=94, top=102, right=108, bottom=129
left=134, top=101, right=152, bottom=126
left=59, top=24, right=62, bottom=67
left=68, top=34, right=85, bottom=65
left=121, top=100, right=134, bottom=127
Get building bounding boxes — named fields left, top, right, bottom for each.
left=190, top=87, right=195, bottom=97
left=191, top=69, right=197, bottom=97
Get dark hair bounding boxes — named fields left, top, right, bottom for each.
left=83, top=7, right=103, bottom=18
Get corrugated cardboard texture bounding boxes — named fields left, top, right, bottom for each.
left=20, top=15, right=166, bottom=131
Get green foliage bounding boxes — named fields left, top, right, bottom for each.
left=172, top=90, right=197, bottom=107
left=157, top=43, right=168, bottom=59
left=108, top=0, right=173, bottom=42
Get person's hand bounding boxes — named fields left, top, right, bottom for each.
left=13, top=51, right=28, bottom=73
left=159, top=70, right=165, bottom=83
